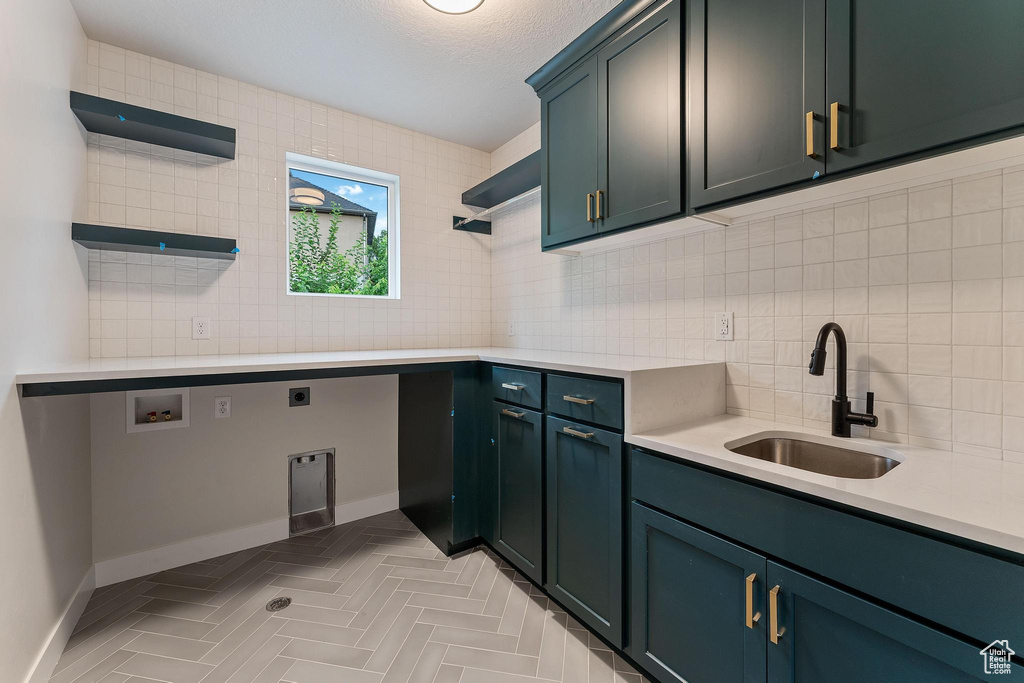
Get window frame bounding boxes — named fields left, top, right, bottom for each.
left=284, top=152, right=401, bottom=300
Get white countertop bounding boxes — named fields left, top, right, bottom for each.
left=15, top=347, right=718, bottom=384
left=629, top=414, right=1024, bottom=555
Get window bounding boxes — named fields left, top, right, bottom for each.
left=285, top=153, right=400, bottom=298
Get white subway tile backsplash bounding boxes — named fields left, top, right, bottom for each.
left=490, top=126, right=1024, bottom=460
left=85, top=41, right=491, bottom=357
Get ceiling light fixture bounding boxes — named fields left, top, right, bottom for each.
left=423, top=0, right=484, bottom=14
left=291, top=187, right=325, bottom=206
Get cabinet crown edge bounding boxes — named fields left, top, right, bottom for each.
left=525, top=0, right=659, bottom=93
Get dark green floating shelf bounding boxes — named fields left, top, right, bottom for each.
left=462, top=150, right=540, bottom=209
left=70, top=91, right=236, bottom=159
left=72, top=224, right=238, bottom=260
left=453, top=150, right=541, bottom=236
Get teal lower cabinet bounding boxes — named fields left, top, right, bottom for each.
left=630, top=502, right=767, bottom=683
left=492, top=401, right=544, bottom=584
left=766, top=562, right=989, bottom=682
left=630, top=448, right=1024, bottom=683
left=545, top=415, right=624, bottom=647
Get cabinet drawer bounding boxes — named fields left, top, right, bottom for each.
left=492, top=366, right=542, bottom=409
left=630, top=448, right=1024, bottom=647
left=546, top=374, right=623, bottom=430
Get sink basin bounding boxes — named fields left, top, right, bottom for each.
left=725, top=432, right=902, bottom=479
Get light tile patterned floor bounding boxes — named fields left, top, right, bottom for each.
left=51, top=511, right=649, bottom=683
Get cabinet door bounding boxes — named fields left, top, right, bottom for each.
left=492, top=402, right=544, bottom=584
left=596, top=0, right=682, bottom=233
left=545, top=416, right=623, bottom=646
left=766, top=562, right=1009, bottom=682
left=689, top=0, right=825, bottom=209
left=541, top=57, right=600, bottom=250
left=826, top=0, right=1024, bottom=174
left=630, top=503, right=767, bottom=683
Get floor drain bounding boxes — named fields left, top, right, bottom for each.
left=266, top=597, right=292, bottom=612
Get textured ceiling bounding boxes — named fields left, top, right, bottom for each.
left=69, top=0, right=621, bottom=151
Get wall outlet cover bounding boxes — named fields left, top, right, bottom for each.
left=214, top=396, right=231, bottom=418
left=715, top=312, right=734, bottom=341
left=192, top=316, right=211, bottom=340
left=289, top=387, right=310, bottom=407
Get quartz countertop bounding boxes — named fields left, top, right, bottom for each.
left=15, top=348, right=727, bottom=437
left=15, top=348, right=718, bottom=385
left=629, top=414, right=1024, bottom=555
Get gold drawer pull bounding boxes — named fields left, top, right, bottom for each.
left=805, top=111, right=816, bottom=158
left=563, top=395, right=595, bottom=405
left=745, top=573, right=761, bottom=629
left=501, top=409, right=525, bottom=419
left=563, top=426, right=594, bottom=440
left=501, top=383, right=524, bottom=391
left=769, top=585, right=785, bottom=644
left=830, top=101, right=840, bottom=150
left=586, top=193, right=595, bottom=222
left=596, top=190, right=604, bottom=220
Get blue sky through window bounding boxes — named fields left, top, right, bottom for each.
left=292, top=169, right=389, bottom=232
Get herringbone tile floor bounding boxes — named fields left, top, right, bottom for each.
left=50, top=511, right=649, bottom=683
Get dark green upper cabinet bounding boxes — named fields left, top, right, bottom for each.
left=596, top=0, right=682, bottom=233
left=689, top=0, right=825, bottom=210
left=492, top=402, right=544, bottom=585
left=825, top=0, right=1024, bottom=174
left=533, top=0, right=683, bottom=251
left=545, top=416, right=623, bottom=647
left=540, top=57, right=601, bottom=250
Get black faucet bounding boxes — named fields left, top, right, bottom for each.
left=809, top=322, right=878, bottom=437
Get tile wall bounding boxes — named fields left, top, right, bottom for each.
left=83, top=40, right=492, bottom=357
left=490, top=123, right=1024, bottom=459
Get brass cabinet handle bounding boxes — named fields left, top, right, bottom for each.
left=501, top=382, right=524, bottom=391
left=769, top=585, right=785, bottom=644
left=745, top=573, right=761, bottom=629
left=830, top=102, right=840, bottom=150
left=596, top=190, right=604, bottom=220
left=586, top=193, right=595, bottom=222
left=805, top=111, right=816, bottom=158
left=563, top=395, right=595, bottom=405
left=563, top=426, right=594, bottom=439
left=501, top=408, right=525, bottom=419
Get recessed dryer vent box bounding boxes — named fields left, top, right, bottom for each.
left=126, top=388, right=190, bottom=433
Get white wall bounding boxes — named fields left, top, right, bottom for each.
left=82, top=40, right=493, bottom=358
left=491, top=124, right=1024, bottom=459
left=90, top=376, right=398, bottom=565
left=0, top=0, right=93, bottom=680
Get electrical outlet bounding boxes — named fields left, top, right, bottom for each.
left=289, top=387, right=310, bottom=407
left=214, top=396, right=231, bottom=418
left=715, top=312, right=734, bottom=341
left=192, top=316, right=211, bottom=340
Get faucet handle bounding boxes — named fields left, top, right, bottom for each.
left=866, top=391, right=875, bottom=414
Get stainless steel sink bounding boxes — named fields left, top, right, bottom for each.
left=726, top=433, right=901, bottom=479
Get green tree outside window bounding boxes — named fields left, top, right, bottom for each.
left=288, top=204, right=389, bottom=296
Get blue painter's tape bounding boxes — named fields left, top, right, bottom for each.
left=451, top=410, right=455, bottom=417
left=230, top=247, right=240, bottom=253
left=159, top=242, right=166, bottom=251
left=118, top=114, right=125, bottom=121
left=812, top=171, right=821, bottom=179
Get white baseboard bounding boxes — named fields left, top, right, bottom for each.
left=94, top=491, right=399, bottom=587
left=336, top=490, right=399, bottom=525
left=25, top=566, right=95, bottom=683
